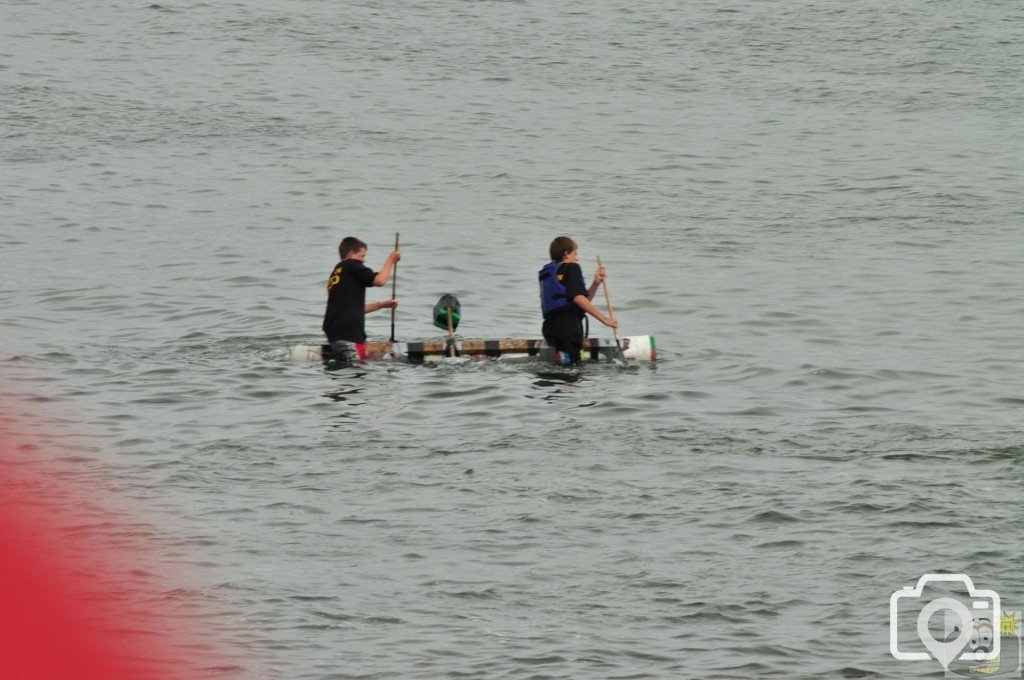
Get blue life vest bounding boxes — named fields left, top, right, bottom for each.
left=539, top=260, right=571, bottom=318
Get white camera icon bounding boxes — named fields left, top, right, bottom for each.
left=890, top=574, right=1000, bottom=667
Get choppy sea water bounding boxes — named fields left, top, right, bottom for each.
left=2, top=1, right=1023, bottom=677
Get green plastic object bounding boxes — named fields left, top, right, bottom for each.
left=432, top=294, right=462, bottom=331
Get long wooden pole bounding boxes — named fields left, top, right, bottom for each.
left=446, top=307, right=456, bottom=358
left=596, top=256, right=628, bottom=365
left=389, top=232, right=399, bottom=342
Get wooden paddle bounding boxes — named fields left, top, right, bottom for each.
left=596, top=256, right=629, bottom=366
left=389, top=232, right=399, bottom=342
left=446, top=306, right=456, bottom=358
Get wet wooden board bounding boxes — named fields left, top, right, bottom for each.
left=289, top=335, right=656, bottom=363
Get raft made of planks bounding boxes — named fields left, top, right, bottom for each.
left=289, top=335, right=656, bottom=364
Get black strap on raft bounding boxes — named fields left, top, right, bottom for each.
left=433, top=294, right=461, bottom=331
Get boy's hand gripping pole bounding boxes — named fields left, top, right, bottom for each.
left=597, top=256, right=628, bottom=366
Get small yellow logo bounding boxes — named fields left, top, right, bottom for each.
left=327, top=266, right=342, bottom=292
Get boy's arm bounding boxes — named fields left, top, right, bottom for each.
left=365, top=299, right=398, bottom=314
left=572, top=295, right=617, bottom=329
left=372, top=250, right=401, bottom=287
left=586, top=265, right=606, bottom=300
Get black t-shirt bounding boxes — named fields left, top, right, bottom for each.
left=552, top=262, right=588, bottom=318
left=322, top=259, right=377, bottom=343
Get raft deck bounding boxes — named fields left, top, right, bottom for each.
left=289, top=335, right=655, bottom=363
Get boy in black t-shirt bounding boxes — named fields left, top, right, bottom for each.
left=322, top=237, right=400, bottom=351
left=538, top=236, right=617, bottom=363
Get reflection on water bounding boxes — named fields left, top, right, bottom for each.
left=321, top=386, right=364, bottom=403
left=527, top=369, right=584, bottom=402
left=531, top=370, right=583, bottom=386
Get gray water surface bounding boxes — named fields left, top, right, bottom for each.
left=3, top=1, right=1024, bottom=677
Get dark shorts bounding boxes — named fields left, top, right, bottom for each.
left=542, top=312, right=584, bottom=363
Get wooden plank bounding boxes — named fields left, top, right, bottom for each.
left=294, top=335, right=655, bottom=363
left=363, top=339, right=552, bottom=355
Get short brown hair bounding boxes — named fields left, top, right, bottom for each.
left=339, top=236, right=367, bottom=259
left=549, top=236, right=577, bottom=262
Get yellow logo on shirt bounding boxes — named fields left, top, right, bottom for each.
left=327, top=266, right=342, bottom=292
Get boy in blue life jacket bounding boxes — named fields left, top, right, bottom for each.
left=322, top=236, right=400, bottom=358
left=538, top=236, right=617, bottom=364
